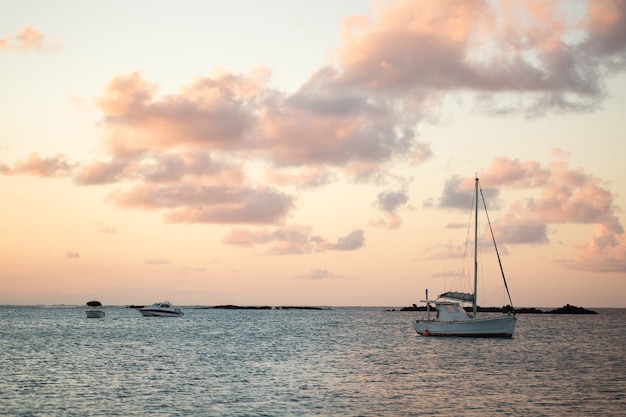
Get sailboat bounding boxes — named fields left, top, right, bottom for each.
left=413, top=176, right=516, bottom=338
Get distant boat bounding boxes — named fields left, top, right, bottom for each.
left=139, top=301, right=184, bottom=317
left=85, top=301, right=105, bottom=318
left=413, top=176, right=516, bottom=338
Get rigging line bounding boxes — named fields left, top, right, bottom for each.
left=447, top=194, right=474, bottom=295
left=457, top=185, right=476, bottom=292
left=479, top=184, right=516, bottom=314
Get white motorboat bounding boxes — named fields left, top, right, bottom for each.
left=413, top=176, right=516, bottom=338
left=139, top=301, right=184, bottom=317
left=85, top=301, right=105, bottom=318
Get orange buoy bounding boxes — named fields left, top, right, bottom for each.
left=423, top=329, right=430, bottom=336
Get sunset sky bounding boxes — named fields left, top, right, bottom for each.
left=1, top=0, right=625, bottom=308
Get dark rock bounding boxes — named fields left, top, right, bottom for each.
left=212, top=305, right=326, bottom=310
left=512, top=307, right=545, bottom=314
left=547, top=304, right=597, bottom=314
left=399, top=305, right=423, bottom=311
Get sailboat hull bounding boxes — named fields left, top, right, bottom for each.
left=413, top=315, right=516, bottom=338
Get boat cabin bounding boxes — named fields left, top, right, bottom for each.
left=433, top=302, right=470, bottom=321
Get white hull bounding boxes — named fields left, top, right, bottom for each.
left=413, top=315, right=516, bottom=338
left=139, top=301, right=184, bottom=317
left=85, top=309, right=105, bottom=318
left=139, top=309, right=183, bottom=317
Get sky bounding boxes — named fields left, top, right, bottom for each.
left=1, top=0, right=625, bottom=308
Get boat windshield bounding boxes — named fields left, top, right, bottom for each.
left=437, top=303, right=470, bottom=321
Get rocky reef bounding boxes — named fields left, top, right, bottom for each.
left=546, top=304, right=598, bottom=314
left=210, top=305, right=326, bottom=310
left=396, top=303, right=597, bottom=314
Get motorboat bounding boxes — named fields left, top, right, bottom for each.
left=413, top=176, right=516, bottom=338
left=85, top=300, right=105, bottom=318
left=139, top=301, right=184, bottom=317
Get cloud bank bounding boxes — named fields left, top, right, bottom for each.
left=2, top=1, right=625, bottom=271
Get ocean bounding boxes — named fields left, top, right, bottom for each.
left=0, top=306, right=624, bottom=416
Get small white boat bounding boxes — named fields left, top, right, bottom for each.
left=413, top=176, right=516, bottom=338
left=413, top=297, right=516, bottom=337
left=139, top=301, right=184, bottom=317
left=85, top=301, right=105, bottom=318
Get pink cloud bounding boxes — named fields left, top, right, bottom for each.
left=222, top=224, right=322, bottom=255
left=75, top=151, right=245, bottom=186
left=222, top=228, right=274, bottom=248
left=585, top=0, right=626, bottom=62
left=96, top=72, right=259, bottom=157
left=257, top=87, right=420, bottom=167
left=107, top=184, right=294, bottom=225
left=93, top=69, right=425, bottom=176
left=438, top=176, right=485, bottom=210
left=0, top=153, right=75, bottom=178
left=480, top=157, right=551, bottom=189
left=369, top=212, right=402, bottom=230
left=334, top=0, right=626, bottom=112
left=483, top=159, right=615, bottom=235
left=75, top=64, right=431, bottom=226
left=438, top=153, right=624, bottom=272
left=337, top=1, right=490, bottom=92
left=317, top=229, right=365, bottom=251
left=292, top=268, right=343, bottom=280
left=566, top=219, right=626, bottom=272
left=493, top=159, right=618, bottom=233
left=265, top=166, right=336, bottom=189
left=375, top=189, right=409, bottom=212
left=74, top=159, right=129, bottom=185
left=223, top=225, right=364, bottom=255
left=369, top=189, right=409, bottom=229
left=137, top=151, right=236, bottom=183
left=0, top=26, right=61, bottom=53
left=342, top=161, right=389, bottom=183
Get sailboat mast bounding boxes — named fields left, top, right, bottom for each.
left=473, top=176, right=479, bottom=317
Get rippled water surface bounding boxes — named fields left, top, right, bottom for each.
left=1, top=306, right=625, bottom=416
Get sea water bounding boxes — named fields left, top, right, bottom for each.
left=0, top=306, right=624, bottom=416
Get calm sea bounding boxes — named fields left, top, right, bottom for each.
left=0, top=306, right=624, bottom=416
